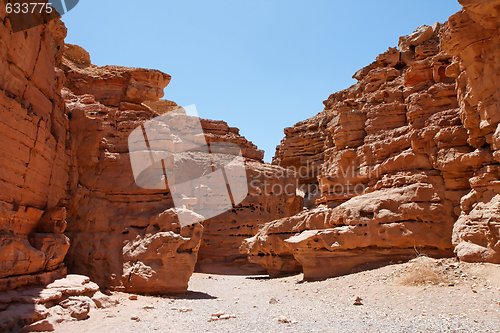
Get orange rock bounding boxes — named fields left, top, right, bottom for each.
left=61, top=45, right=303, bottom=290
left=243, top=0, right=500, bottom=277
left=0, top=10, right=69, bottom=290
left=441, top=0, right=500, bottom=263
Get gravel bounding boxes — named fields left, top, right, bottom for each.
left=55, top=258, right=500, bottom=333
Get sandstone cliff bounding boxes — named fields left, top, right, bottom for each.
left=242, top=0, right=500, bottom=279
left=442, top=0, right=500, bottom=264
left=0, top=4, right=303, bottom=294
left=59, top=44, right=203, bottom=294
left=0, top=0, right=497, bottom=302
left=61, top=44, right=304, bottom=288
left=0, top=5, right=70, bottom=291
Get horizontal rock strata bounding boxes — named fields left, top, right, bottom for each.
left=242, top=0, right=500, bottom=279
left=0, top=6, right=70, bottom=291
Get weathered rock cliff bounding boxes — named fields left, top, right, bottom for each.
left=442, top=0, right=500, bottom=264
left=242, top=0, right=500, bottom=279
left=0, top=5, right=303, bottom=296
left=61, top=44, right=303, bottom=287
left=0, top=4, right=70, bottom=291
left=0, top=0, right=497, bottom=304
left=59, top=44, right=203, bottom=294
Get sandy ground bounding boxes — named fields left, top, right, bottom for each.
left=55, top=258, right=500, bottom=333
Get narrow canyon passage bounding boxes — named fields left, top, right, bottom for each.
left=0, top=0, right=499, bottom=331
left=56, top=259, right=500, bottom=333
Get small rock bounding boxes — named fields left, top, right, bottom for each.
left=277, top=315, right=296, bottom=324
left=128, top=294, right=138, bottom=301
left=130, top=315, right=140, bottom=321
left=210, top=311, right=225, bottom=317
left=142, top=305, right=155, bottom=310
left=208, top=312, right=236, bottom=321
left=23, top=319, right=54, bottom=332
left=269, top=298, right=278, bottom=304
left=353, top=297, right=363, bottom=306
left=177, top=307, right=192, bottom=313
left=60, top=297, right=91, bottom=320
left=92, top=291, right=118, bottom=309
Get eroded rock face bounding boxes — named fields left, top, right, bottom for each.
left=197, top=161, right=303, bottom=274
left=0, top=6, right=70, bottom=291
left=243, top=0, right=500, bottom=278
left=0, top=7, right=303, bottom=295
left=61, top=45, right=304, bottom=287
left=144, top=95, right=304, bottom=275
left=62, top=44, right=171, bottom=108
left=61, top=54, right=204, bottom=294
left=0, top=274, right=116, bottom=332
left=442, top=0, right=500, bottom=264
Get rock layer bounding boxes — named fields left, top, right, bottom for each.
left=62, top=44, right=304, bottom=286
left=242, top=0, right=500, bottom=279
left=0, top=5, right=70, bottom=291
left=61, top=49, right=204, bottom=294
left=442, top=0, right=500, bottom=264
left=0, top=274, right=116, bottom=332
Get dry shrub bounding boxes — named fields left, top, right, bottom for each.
left=397, top=256, right=450, bottom=286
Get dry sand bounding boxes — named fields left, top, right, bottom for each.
left=55, top=257, right=500, bottom=333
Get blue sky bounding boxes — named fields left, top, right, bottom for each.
left=62, top=0, right=462, bottom=161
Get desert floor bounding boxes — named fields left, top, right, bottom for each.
left=55, top=257, right=500, bottom=333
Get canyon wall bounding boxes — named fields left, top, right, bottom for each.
left=242, top=0, right=500, bottom=279
left=0, top=0, right=497, bottom=299
left=442, top=0, right=500, bottom=264
left=62, top=45, right=303, bottom=289
left=60, top=45, right=203, bottom=294
left=0, top=5, right=70, bottom=291
left=196, top=158, right=303, bottom=274
left=0, top=2, right=302, bottom=294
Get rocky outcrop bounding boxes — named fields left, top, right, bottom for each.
left=61, top=46, right=204, bottom=294
left=61, top=44, right=304, bottom=286
left=442, top=0, right=500, bottom=264
left=242, top=0, right=500, bottom=279
left=197, top=161, right=303, bottom=274
left=0, top=5, right=303, bottom=297
left=0, top=5, right=70, bottom=291
left=0, top=274, right=116, bottom=332
left=273, top=112, right=332, bottom=208
left=145, top=86, right=303, bottom=275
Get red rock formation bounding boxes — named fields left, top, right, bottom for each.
left=61, top=44, right=303, bottom=287
left=61, top=46, right=203, bottom=294
left=0, top=6, right=303, bottom=296
left=243, top=0, right=500, bottom=279
left=442, top=0, right=500, bottom=263
left=0, top=274, right=116, bottom=331
left=0, top=5, right=70, bottom=291
left=273, top=113, right=332, bottom=208
left=197, top=161, right=303, bottom=274
left=1, top=0, right=497, bottom=308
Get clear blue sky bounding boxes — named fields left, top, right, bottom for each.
left=62, top=0, right=462, bottom=161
